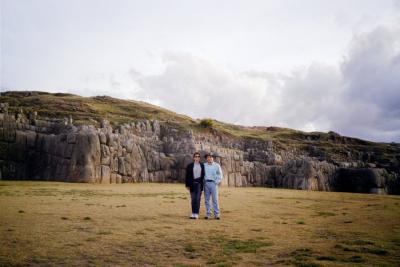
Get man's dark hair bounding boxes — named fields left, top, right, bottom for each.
left=193, top=152, right=200, bottom=157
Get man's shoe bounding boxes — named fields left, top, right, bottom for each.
left=215, top=216, right=220, bottom=220
left=204, top=216, right=210, bottom=220
left=190, top=213, right=196, bottom=219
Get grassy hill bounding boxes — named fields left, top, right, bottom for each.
left=1, top=90, right=399, bottom=165
left=0, top=91, right=195, bottom=126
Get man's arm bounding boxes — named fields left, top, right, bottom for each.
left=185, top=164, right=191, bottom=188
left=216, top=164, right=223, bottom=184
left=200, top=163, right=205, bottom=190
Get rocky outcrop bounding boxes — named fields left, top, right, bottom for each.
left=332, top=168, right=388, bottom=194
left=0, top=105, right=399, bottom=194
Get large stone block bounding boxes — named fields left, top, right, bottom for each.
left=111, top=156, right=118, bottom=172
left=106, top=133, right=117, bottom=147
left=26, top=131, right=37, bottom=148
left=67, top=133, right=76, bottom=144
left=3, top=128, right=16, bottom=142
left=68, top=131, right=101, bottom=182
left=0, top=142, right=8, bottom=160
left=55, top=142, right=67, bottom=158
left=110, top=173, right=117, bottom=183
left=116, top=174, right=122, bottom=183
left=333, top=168, right=387, bottom=193
left=99, top=132, right=107, bottom=144
left=234, top=172, right=242, bottom=187
left=124, top=138, right=134, bottom=153
left=101, top=165, right=111, bottom=184
left=228, top=173, right=235, bottom=187
left=160, top=156, right=176, bottom=170
left=101, top=144, right=111, bottom=165
left=118, top=157, right=126, bottom=175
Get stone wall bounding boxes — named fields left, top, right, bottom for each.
left=0, top=108, right=395, bottom=194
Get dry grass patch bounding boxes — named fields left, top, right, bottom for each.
left=0, top=181, right=399, bottom=266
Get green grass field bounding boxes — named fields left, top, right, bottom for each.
left=0, top=181, right=399, bottom=266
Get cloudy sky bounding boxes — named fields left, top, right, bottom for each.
left=1, top=0, right=399, bottom=142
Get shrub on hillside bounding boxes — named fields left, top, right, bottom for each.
left=199, top=118, right=214, bottom=128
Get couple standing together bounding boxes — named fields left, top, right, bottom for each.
left=185, top=152, right=223, bottom=220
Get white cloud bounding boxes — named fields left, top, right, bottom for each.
left=134, top=52, right=273, bottom=124
left=124, top=25, right=400, bottom=142
left=9, top=23, right=395, bottom=142
left=336, top=26, right=400, bottom=141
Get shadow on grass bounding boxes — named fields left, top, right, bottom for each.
left=335, top=243, right=389, bottom=255
left=313, top=211, right=336, bottom=217
left=276, top=248, right=321, bottom=267
left=203, top=236, right=273, bottom=266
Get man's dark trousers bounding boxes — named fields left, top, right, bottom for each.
left=190, top=179, right=202, bottom=214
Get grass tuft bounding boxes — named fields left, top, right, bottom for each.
left=314, top=211, right=335, bottom=217
left=316, top=255, right=336, bottom=261
left=391, top=238, right=400, bottom=246
left=286, top=248, right=320, bottom=267
left=98, top=230, right=112, bottom=235
left=291, top=248, right=313, bottom=259
left=295, top=262, right=320, bottom=267
left=344, top=255, right=365, bottom=263
left=219, top=238, right=273, bottom=254
left=360, top=247, right=388, bottom=255
left=344, top=239, right=374, bottom=246
left=184, top=244, right=195, bottom=253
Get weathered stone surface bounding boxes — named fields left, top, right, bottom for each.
left=118, top=157, right=126, bottom=175
left=110, top=173, right=117, bottom=183
left=100, top=144, right=111, bottom=165
left=275, top=160, right=337, bottom=191
left=68, top=131, right=101, bottom=182
left=333, top=168, right=387, bottom=193
left=101, top=165, right=111, bottom=184
left=99, top=132, right=107, bottom=144
left=67, top=133, right=76, bottom=144
left=116, top=174, right=122, bottom=183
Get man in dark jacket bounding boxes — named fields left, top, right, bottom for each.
left=185, top=152, right=205, bottom=219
